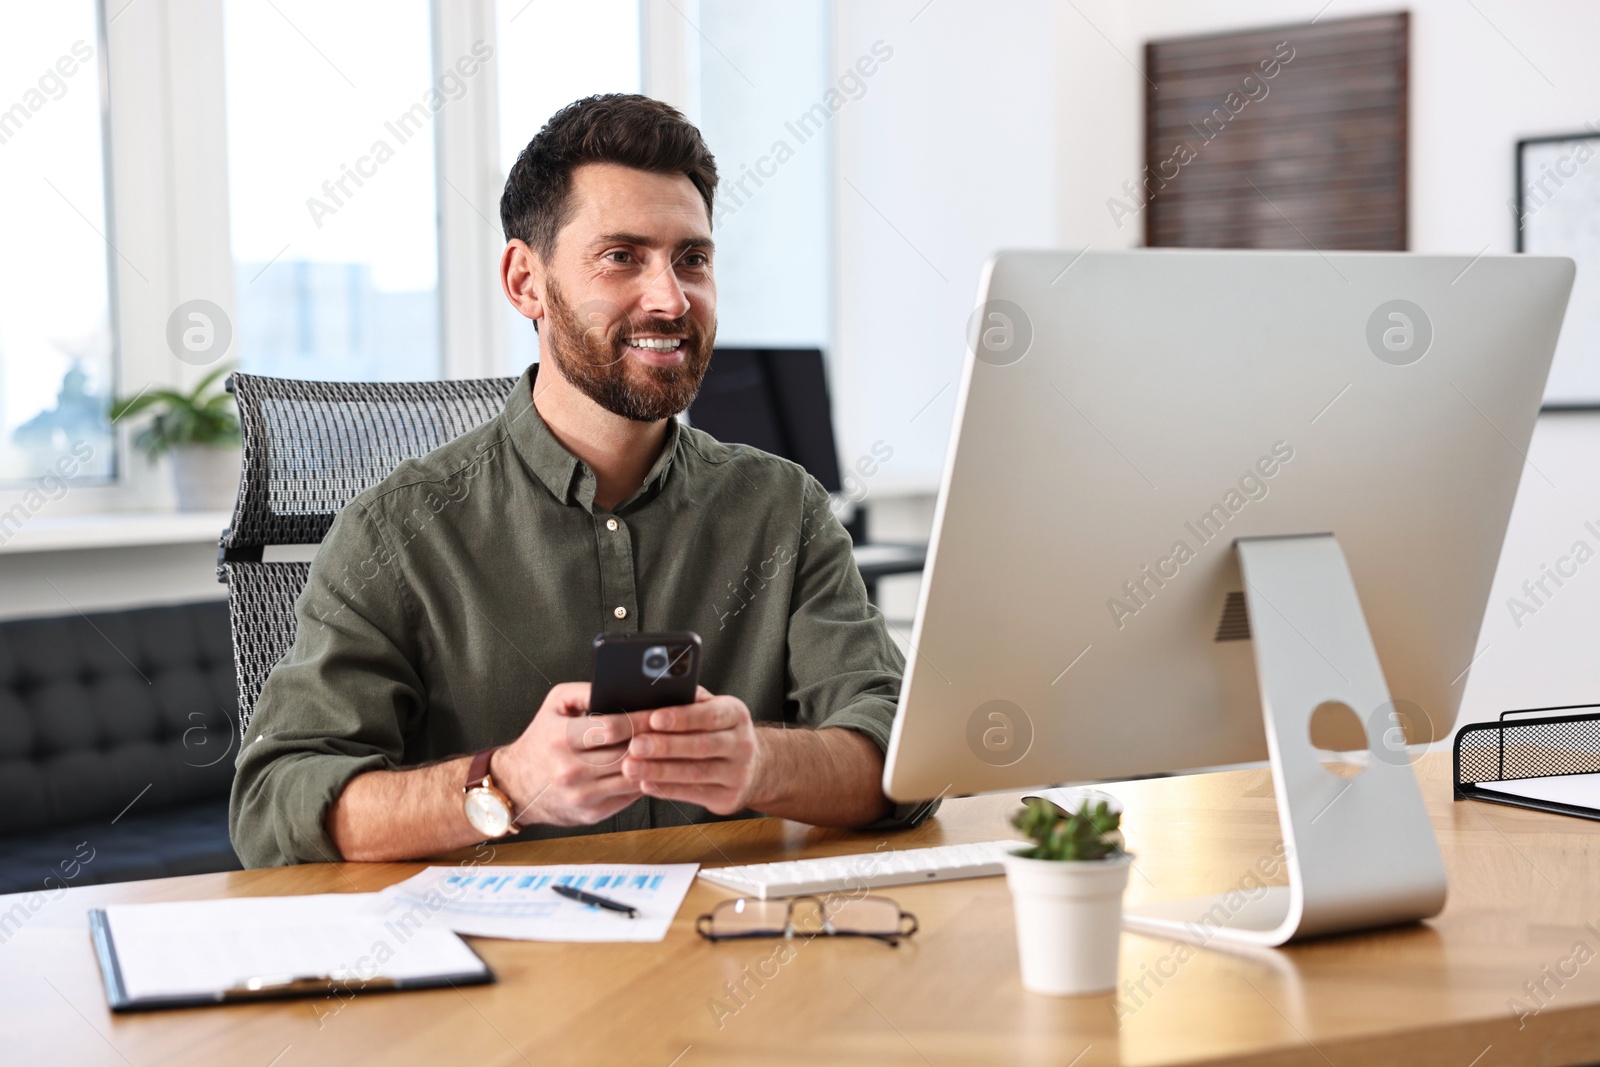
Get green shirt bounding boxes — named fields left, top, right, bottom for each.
left=229, top=366, right=932, bottom=867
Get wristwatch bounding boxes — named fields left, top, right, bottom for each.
left=462, top=747, right=521, bottom=839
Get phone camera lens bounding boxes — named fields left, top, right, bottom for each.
left=642, top=645, right=670, bottom=680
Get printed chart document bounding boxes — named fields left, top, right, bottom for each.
left=91, top=894, right=490, bottom=1011
left=371, top=864, right=699, bottom=942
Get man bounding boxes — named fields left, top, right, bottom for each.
left=229, top=94, right=930, bottom=866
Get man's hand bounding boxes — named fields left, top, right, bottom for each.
left=329, top=684, right=893, bottom=861
left=493, top=682, right=656, bottom=827
left=619, top=687, right=764, bottom=815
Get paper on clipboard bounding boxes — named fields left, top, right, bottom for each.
left=96, top=894, right=488, bottom=1007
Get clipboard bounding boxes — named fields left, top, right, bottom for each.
left=88, top=894, right=493, bottom=1013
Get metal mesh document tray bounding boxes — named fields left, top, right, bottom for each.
left=1453, top=703, right=1600, bottom=821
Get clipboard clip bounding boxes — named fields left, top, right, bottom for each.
left=224, top=973, right=398, bottom=1001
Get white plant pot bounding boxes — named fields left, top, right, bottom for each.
left=1002, top=849, right=1133, bottom=996
left=169, top=444, right=241, bottom=512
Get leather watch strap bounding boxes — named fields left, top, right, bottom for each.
left=463, top=746, right=521, bottom=836
left=466, top=746, right=497, bottom=790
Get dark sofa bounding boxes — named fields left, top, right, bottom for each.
left=0, top=600, right=241, bottom=894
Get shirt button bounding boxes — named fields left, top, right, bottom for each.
left=606, top=518, right=619, bottom=531
left=613, top=606, right=627, bottom=619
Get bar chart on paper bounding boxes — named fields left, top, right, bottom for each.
left=370, top=864, right=699, bottom=942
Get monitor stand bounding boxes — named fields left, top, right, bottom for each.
left=1122, top=534, right=1448, bottom=947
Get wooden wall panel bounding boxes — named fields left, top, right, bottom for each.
left=1142, top=13, right=1408, bottom=250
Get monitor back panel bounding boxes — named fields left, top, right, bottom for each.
left=884, top=249, right=1573, bottom=801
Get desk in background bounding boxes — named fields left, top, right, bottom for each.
left=4, top=753, right=1600, bottom=1066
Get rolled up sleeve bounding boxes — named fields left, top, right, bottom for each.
left=228, top=502, right=425, bottom=867
left=785, top=477, right=939, bottom=830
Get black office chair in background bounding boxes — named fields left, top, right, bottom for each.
left=688, top=348, right=927, bottom=605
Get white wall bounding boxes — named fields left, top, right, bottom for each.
left=1054, top=0, right=1143, bottom=250
left=698, top=0, right=833, bottom=349
left=831, top=0, right=1060, bottom=493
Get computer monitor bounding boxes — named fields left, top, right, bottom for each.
left=687, top=348, right=843, bottom=493
left=882, top=249, right=1573, bottom=944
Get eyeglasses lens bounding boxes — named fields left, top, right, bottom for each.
left=710, top=898, right=790, bottom=937
left=824, top=896, right=904, bottom=936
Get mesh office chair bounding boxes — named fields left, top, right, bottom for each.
left=217, top=372, right=519, bottom=738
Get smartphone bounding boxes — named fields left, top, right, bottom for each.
left=589, top=631, right=702, bottom=715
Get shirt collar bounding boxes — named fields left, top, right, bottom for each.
left=501, top=363, right=683, bottom=513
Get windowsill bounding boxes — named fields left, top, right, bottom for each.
left=0, top=511, right=231, bottom=555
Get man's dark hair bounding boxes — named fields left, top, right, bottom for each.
left=500, top=94, right=718, bottom=259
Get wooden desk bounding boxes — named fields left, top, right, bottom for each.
left=4, top=752, right=1600, bottom=1066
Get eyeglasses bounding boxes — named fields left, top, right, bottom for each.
left=696, top=894, right=919, bottom=946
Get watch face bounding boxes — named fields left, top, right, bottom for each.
left=464, top=787, right=512, bottom=838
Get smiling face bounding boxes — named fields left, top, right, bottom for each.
left=525, top=162, right=717, bottom=423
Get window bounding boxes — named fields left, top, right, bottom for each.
left=1, top=0, right=652, bottom=513
left=0, top=1, right=114, bottom=485
left=495, top=0, right=641, bottom=371
left=223, top=0, right=445, bottom=381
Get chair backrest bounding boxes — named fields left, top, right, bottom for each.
left=220, top=561, right=312, bottom=741
left=219, top=372, right=520, bottom=736
left=687, top=348, right=843, bottom=493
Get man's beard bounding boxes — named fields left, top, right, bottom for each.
left=543, top=279, right=715, bottom=423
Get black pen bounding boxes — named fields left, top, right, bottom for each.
left=551, top=884, right=638, bottom=918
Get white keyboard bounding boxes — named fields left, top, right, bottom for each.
left=698, top=840, right=1019, bottom=899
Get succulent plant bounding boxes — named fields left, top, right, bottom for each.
left=1011, top=797, right=1123, bottom=862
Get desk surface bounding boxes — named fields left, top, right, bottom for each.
left=5, top=752, right=1600, bottom=1067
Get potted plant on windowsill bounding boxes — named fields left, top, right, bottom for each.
left=110, top=365, right=242, bottom=512
left=1003, top=796, right=1133, bottom=996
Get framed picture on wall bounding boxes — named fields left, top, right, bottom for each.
left=1517, top=132, right=1600, bottom=410
left=1143, top=13, right=1409, bottom=251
